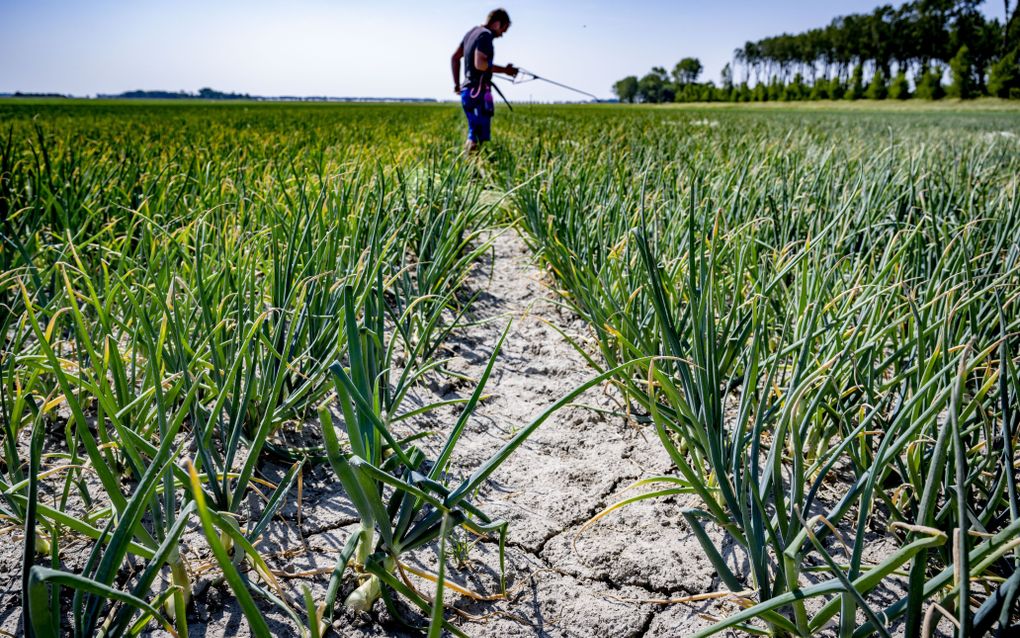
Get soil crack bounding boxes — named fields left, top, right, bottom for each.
left=417, top=225, right=715, bottom=637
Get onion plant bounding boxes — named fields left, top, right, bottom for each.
left=6, top=99, right=1020, bottom=637
left=509, top=109, right=1020, bottom=636
left=2, top=102, right=509, bottom=636
left=309, top=284, right=642, bottom=635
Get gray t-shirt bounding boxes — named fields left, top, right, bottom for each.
left=462, top=26, right=494, bottom=89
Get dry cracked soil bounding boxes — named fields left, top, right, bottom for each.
left=0, top=226, right=758, bottom=638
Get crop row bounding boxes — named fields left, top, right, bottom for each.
left=2, top=102, right=1019, bottom=637
left=0, top=103, right=560, bottom=637
left=506, top=109, right=1020, bottom=635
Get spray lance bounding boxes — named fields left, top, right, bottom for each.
left=491, top=67, right=600, bottom=111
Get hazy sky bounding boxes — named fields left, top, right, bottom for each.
left=0, top=1, right=1008, bottom=101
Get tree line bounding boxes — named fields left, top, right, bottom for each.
left=97, top=88, right=254, bottom=100
left=613, top=0, right=1020, bottom=102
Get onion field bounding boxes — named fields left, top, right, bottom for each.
left=1, top=100, right=1019, bottom=637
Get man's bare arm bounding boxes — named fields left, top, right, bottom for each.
left=473, top=49, right=518, bottom=76
left=451, top=43, right=463, bottom=93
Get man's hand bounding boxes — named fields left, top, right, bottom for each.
left=454, top=83, right=461, bottom=94
left=504, top=63, right=518, bottom=77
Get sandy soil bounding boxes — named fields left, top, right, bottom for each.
left=0, top=227, right=752, bottom=637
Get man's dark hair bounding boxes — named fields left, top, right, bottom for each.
left=486, top=8, right=510, bottom=27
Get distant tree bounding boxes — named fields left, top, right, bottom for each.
left=637, top=72, right=665, bottom=103
left=948, top=45, right=976, bottom=97
left=915, top=65, right=946, bottom=99
left=768, top=76, right=784, bottom=100
left=988, top=48, right=1020, bottom=96
left=809, top=77, right=830, bottom=99
left=12, top=91, right=69, bottom=98
left=889, top=70, right=912, bottom=98
left=1009, top=0, right=1020, bottom=49
left=651, top=67, right=676, bottom=102
left=720, top=62, right=734, bottom=90
left=673, top=58, right=704, bottom=85
left=718, top=0, right=1017, bottom=102
left=865, top=68, right=888, bottom=99
left=111, top=88, right=250, bottom=100
left=846, top=63, right=865, bottom=99
left=612, top=76, right=639, bottom=103
left=949, top=3, right=998, bottom=86
left=194, top=87, right=251, bottom=100
left=784, top=73, right=808, bottom=100
left=684, top=81, right=718, bottom=102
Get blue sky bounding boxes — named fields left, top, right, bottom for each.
left=0, top=1, right=1008, bottom=101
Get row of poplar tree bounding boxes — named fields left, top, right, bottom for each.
left=613, top=0, right=1020, bottom=102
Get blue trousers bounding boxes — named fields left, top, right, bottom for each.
left=461, top=86, right=493, bottom=142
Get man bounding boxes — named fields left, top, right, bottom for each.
left=451, top=9, right=518, bottom=152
